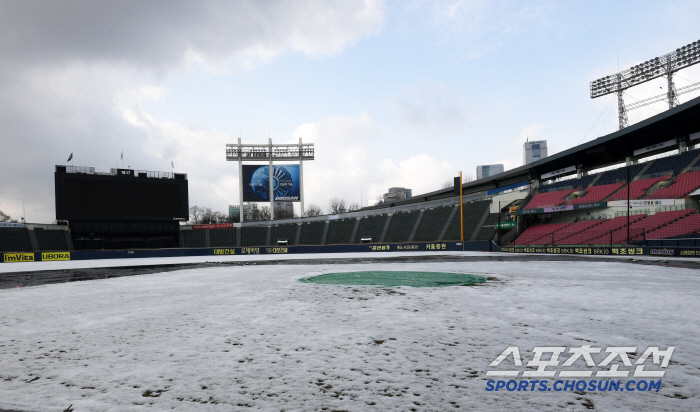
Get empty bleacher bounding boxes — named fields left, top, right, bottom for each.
left=594, top=163, right=645, bottom=186
left=647, top=213, right=700, bottom=239
left=299, top=221, right=326, bottom=245
left=443, top=200, right=490, bottom=241
left=271, top=223, right=299, bottom=245
left=34, top=228, right=69, bottom=251
left=524, top=189, right=573, bottom=210
left=646, top=170, right=700, bottom=199
left=383, top=210, right=420, bottom=243
left=638, top=148, right=700, bottom=178
left=553, top=220, right=604, bottom=244
left=182, top=230, right=205, bottom=248
left=241, top=226, right=267, bottom=246
left=539, top=175, right=596, bottom=193
left=511, top=222, right=571, bottom=245
left=607, top=177, right=665, bottom=201
left=353, top=214, right=388, bottom=243
left=567, top=182, right=624, bottom=205
left=325, top=218, right=356, bottom=245
left=474, top=213, right=499, bottom=241
left=0, top=227, right=33, bottom=252
left=413, top=205, right=455, bottom=242
left=210, top=228, right=236, bottom=247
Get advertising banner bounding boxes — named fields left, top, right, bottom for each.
left=608, top=199, right=674, bottom=207
left=242, top=165, right=300, bottom=202
left=193, top=223, right=234, bottom=230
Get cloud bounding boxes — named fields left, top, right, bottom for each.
left=0, top=0, right=385, bottom=71
left=0, top=1, right=386, bottom=222
left=425, top=0, right=556, bottom=58
left=391, top=82, right=471, bottom=135
left=292, top=113, right=456, bottom=210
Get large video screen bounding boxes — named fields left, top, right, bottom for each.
left=55, top=172, right=189, bottom=221
left=242, top=165, right=300, bottom=202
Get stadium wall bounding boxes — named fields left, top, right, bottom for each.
left=0, top=240, right=489, bottom=264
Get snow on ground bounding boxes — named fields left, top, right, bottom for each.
left=0, top=258, right=698, bottom=411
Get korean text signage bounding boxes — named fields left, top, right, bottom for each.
left=495, top=221, right=516, bottom=229
left=193, top=223, right=234, bottom=230
left=485, top=345, right=673, bottom=392
left=242, top=165, right=300, bottom=202
left=608, top=199, right=674, bottom=207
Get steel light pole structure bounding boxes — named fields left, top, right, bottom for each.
left=590, top=40, right=700, bottom=130
left=226, top=137, right=314, bottom=221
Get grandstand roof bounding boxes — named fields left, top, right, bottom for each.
left=371, top=94, right=700, bottom=209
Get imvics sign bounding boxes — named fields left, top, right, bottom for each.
left=242, top=165, right=300, bottom=202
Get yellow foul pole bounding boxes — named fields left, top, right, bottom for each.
left=459, top=171, right=464, bottom=251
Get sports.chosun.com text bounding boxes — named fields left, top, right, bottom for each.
left=485, top=379, right=661, bottom=392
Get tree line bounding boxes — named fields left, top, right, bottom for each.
left=187, top=197, right=361, bottom=224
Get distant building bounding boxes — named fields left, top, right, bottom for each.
left=524, top=140, right=548, bottom=165
left=476, top=164, right=504, bottom=180
left=229, top=205, right=255, bottom=222
left=383, top=187, right=412, bottom=203
left=273, top=202, right=295, bottom=219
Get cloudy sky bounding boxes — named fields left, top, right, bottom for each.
left=1, top=0, right=700, bottom=223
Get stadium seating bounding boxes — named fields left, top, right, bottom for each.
left=210, top=228, right=236, bottom=247
left=593, top=163, right=645, bottom=186
left=474, top=213, right=499, bottom=241
left=182, top=230, right=205, bottom=248
left=271, top=223, right=299, bottom=245
left=34, top=228, right=69, bottom=251
left=241, top=226, right=267, bottom=246
left=443, top=200, right=490, bottom=241
left=512, top=222, right=571, bottom=245
left=353, top=214, right=388, bottom=243
left=325, top=218, right=356, bottom=245
left=553, top=219, right=604, bottom=244
left=645, top=170, right=700, bottom=199
left=639, top=148, right=700, bottom=178
left=524, top=189, right=573, bottom=209
left=0, top=227, right=34, bottom=252
left=538, top=175, right=596, bottom=193
left=413, top=205, right=455, bottom=242
left=383, top=210, right=420, bottom=243
left=646, top=213, right=700, bottom=239
left=299, top=221, right=326, bottom=245
left=567, top=182, right=624, bottom=205
left=607, top=177, right=666, bottom=201
left=574, top=215, right=648, bottom=245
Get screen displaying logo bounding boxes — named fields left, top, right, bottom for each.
left=242, top=165, right=300, bottom=202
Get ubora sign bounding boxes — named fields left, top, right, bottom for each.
left=3, top=253, right=35, bottom=263
left=41, top=252, right=71, bottom=261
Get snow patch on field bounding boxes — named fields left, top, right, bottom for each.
left=0, top=260, right=698, bottom=411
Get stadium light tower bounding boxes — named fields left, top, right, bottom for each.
left=590, top=40, right=700, bottom=130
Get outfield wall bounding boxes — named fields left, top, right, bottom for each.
left=0, top=240, right=489, bottom=264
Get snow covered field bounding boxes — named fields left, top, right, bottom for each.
left=0, top=254, right=698, bottom=411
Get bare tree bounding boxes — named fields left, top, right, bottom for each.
left=0, top=210, right=10, bottom=222
left=348, top=203, right=360, bottom=211
left=189, top=206, right=205, bottom=224
left=442, top=180, right=453, bottom=189
left=328, top=197, right=347, bottom=214
left=305, top=204, right=322, bottom=217
left=257, top=206, right=271, bottom=221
